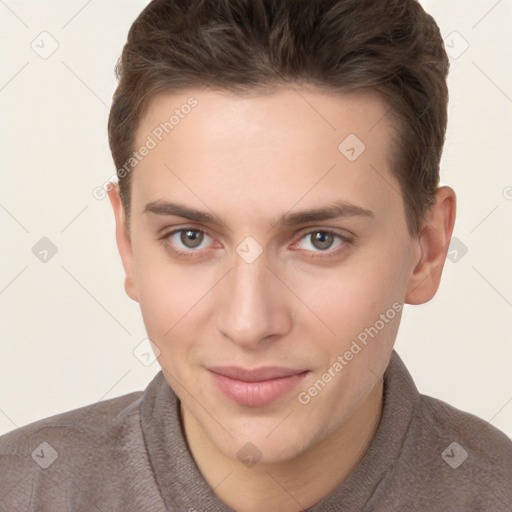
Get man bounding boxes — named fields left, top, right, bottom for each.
left=1, top=0, right=511, bottom=510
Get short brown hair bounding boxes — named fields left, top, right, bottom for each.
left=108, top=0, right=449, bottom=235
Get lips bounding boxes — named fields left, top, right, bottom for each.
left=208, top=366, right=309, bottom=407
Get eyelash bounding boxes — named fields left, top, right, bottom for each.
left=161, top=226, right=352, bottom=260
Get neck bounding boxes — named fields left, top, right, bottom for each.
left=181, top=380, right=383, bottom=512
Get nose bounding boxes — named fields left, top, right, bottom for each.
left=216, top=250, right=292, bottom=349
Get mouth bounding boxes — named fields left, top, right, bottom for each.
left=208, top=366, right=310, bottom=407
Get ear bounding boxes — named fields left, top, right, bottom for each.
left=107, top=183, right=139, bottom=302
left=405, top=186, right=456, bottom=305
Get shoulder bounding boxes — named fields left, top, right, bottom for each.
left=418, top=392, right=512, bottom=463
left=403, top=392, right=512, bottom=509
left=0, top=391, right=145, bottom=508
left=1, top=390, right=144, bottom=453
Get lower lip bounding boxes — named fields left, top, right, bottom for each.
left=209, top=371, right=308, bottom=407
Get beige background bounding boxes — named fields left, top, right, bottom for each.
left=0, top=0, right=511, bottom=439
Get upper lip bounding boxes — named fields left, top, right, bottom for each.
left=208, top=366, right=308, bottom=382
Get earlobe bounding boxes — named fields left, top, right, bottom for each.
left=405, top=186, right=456, bottom=305
left=107, top=183, right=139, bottom=303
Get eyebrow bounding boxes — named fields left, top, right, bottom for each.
left=143, top=200, right=374, bottom=229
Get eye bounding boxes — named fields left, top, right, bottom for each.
left=164, top=228, right=214, bottom=256
left=294, top=230, right=348, bottom=257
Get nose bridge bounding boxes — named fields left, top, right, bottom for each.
left=216, top=246, right=286, bottom=346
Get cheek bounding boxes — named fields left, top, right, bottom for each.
left=293, top=253, right=406, bottom=425
left=133, top=249, right=207, bottom=344
left=292, top=242, right=409, bottom=341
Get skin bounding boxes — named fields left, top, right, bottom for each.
left=108, top=86, right=456, bottom=512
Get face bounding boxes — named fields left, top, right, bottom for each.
left=111, top=86, right=425, bottom=464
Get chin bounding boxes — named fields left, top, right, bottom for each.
left=214, top=421, right=317, bottom=466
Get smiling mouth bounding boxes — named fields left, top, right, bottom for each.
left=208, top=366, right=309, bottom=407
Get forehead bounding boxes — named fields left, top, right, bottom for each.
left=130, top=86, right=402, bottom=228
left=137, top=86, right=393, bottom=152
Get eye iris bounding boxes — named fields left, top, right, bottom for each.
left=312, top=232, right=334, bottom=250
left=181, top=229, right=203, bottom=248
